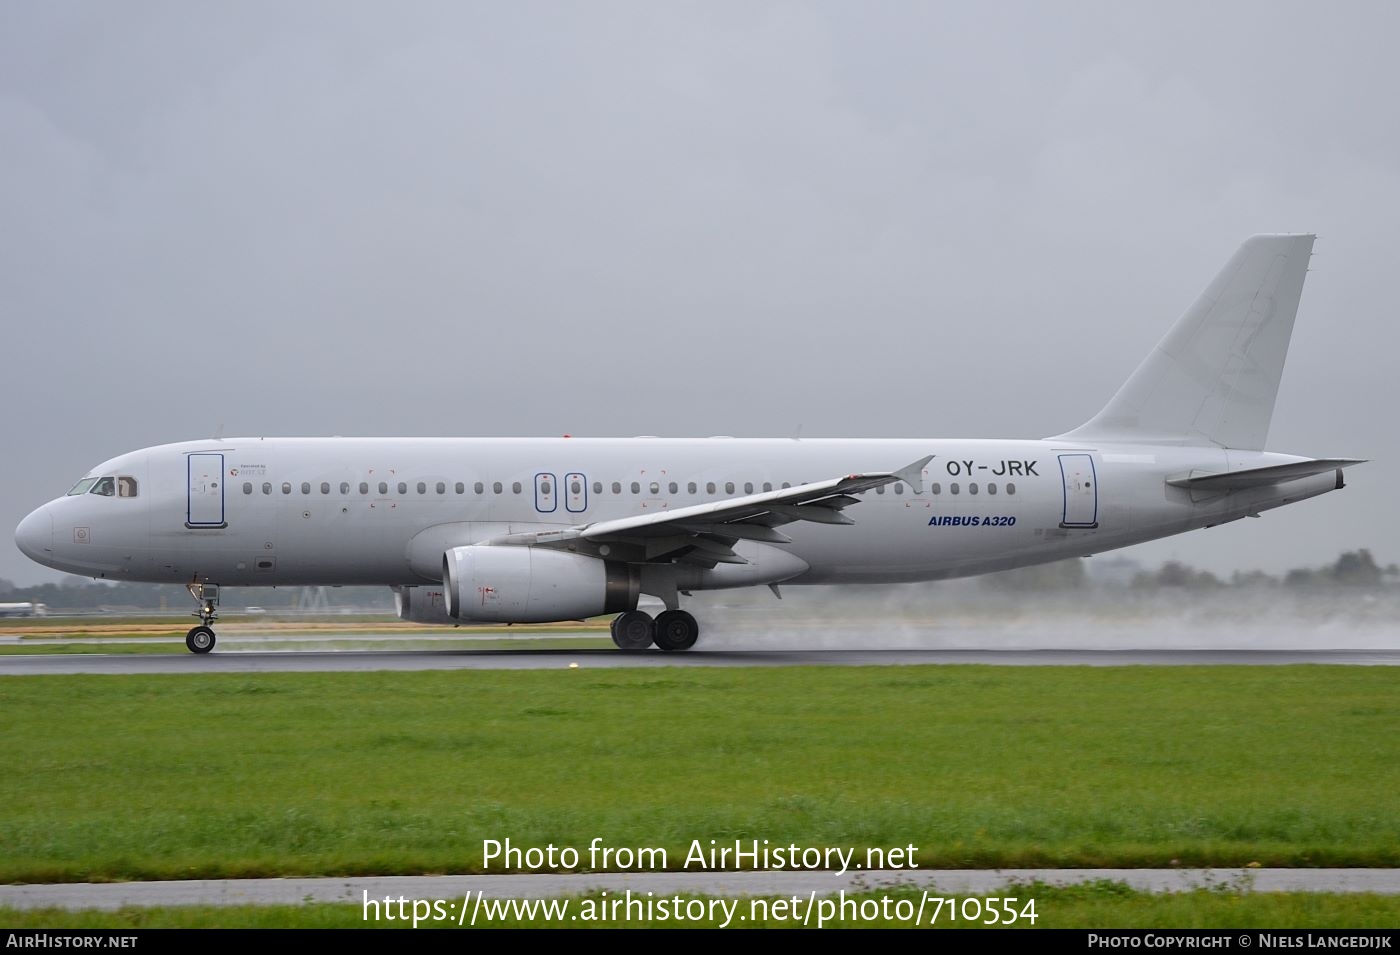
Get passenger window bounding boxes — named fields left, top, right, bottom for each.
left=744, top=482, right=753, bottom=494
left=542, top=481, right=552, bottom=495
left=474, top=482, right=484, bottom=494
left=283, top=482, right=292, bottom=495
left=931, top=482, right=942, bottom=495
left=630, top=482, right=640, bottom=494
left=706, top=482, right=716, bottom=494
left=301, top=482, right=311, bottom=495
left=436, top=482, right=446, bottom=494
left=340, top=482, right=350, bottom=494
left=951, top=483, right=960, bottom=495
left=1006, top=482, right=1016, bottom=495
left=493, top=482, right=503, bottom=494
left=969, top=483, right=979, bottom=495
left=988, top=483, right=998, bottom=495
left=243, top=482, right=253, bottom=495
left=649, top=482, right=659, bottom=495
left=612, top=482, right=621, bottom=494
left=573, top=480, right=583, bottom=494
left=359, top=482, right=369, bottom=495
left=894, top=483, right=904, bottom=495
left=321, top=482, right=330, bottom=494
left=263, top=482, right=273, bottom=495
left=725, top=482, right=735, bottom=494
left=512, top=482, right=522, bottom=494
left=415, top=482, right=425, bottom=494
left=117, top=477, right=138, bottom=498
left=668, top=482, right=677, bottom=494
left=687, top=482, right=697, bottom=494
left=398, top=482, right=407, bottom=495
left=379, top=482, right=388, bottom=495
left=876, top=485, right=885, bottom=495
left=593, top=481, right=603, bottom=494
left=763, top=482, right=772, bottom=492
left=90, top=477, right=115, bottom=496
left=782, top=482, right=791, bottom=489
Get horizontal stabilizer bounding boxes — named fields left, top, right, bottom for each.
left=1166, top=458, right=1365, bottom=491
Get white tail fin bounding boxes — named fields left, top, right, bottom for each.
left=1056, top=234, right=1315, bottom=450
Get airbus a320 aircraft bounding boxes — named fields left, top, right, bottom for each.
left=15, top=235, right=1362, bottom=653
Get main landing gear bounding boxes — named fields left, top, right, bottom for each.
left=184, top=581, right=220, bottom=654
left=609, top=609, right=700, bottom=652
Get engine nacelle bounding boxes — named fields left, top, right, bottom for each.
left=392, top=586, right=457, bottom=625
left=443, top=546, right=639, bottom=623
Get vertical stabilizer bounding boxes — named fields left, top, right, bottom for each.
left=1056, top=234, right=1315, bottom=450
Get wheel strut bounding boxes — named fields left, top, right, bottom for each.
left=184, top=582, right=221, bottom=653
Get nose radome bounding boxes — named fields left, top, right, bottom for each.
left=15, top=507, right=53, bottom=562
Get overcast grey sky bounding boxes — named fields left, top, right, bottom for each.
left=2, top=1, right=1395, bottom=585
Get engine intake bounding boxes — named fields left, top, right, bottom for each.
left=443, top=546, right=639, bottom=623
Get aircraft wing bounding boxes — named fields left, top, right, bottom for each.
left=485, top=455, right=932, bottom=566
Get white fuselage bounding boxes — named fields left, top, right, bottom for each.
left=15, top=436, right=1340, bottom=590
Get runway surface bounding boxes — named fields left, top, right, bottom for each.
left=3, top=644, right=1400, bottom=675
left=4, top=869, right=1400, bottom=911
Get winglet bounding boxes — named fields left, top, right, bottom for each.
left=894, top=455, right=934, bottom=494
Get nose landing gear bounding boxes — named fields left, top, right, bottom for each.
left=185, top=581, right=220, bottom=654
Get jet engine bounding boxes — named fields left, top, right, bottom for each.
left=443, top=545, right=639, bottom=623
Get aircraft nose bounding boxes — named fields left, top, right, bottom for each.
left=15, top=506, right=53, bottom=563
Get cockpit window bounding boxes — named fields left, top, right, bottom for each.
left=68, top=475, right=138, bottom=497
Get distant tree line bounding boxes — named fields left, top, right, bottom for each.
left=1129, top=549, right=1396, bottom=590
left=978, top=549, right=1397, bottom=592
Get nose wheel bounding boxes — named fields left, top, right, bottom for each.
left=185, top=625, right=216, bottom=654
left=185, top=581, right=221, bottom=654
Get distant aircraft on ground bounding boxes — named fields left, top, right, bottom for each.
left=15, top=235, right=1362, bottom=653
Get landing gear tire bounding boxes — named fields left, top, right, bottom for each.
left=185, top=626, right=216, bottom=654
left=653, top=610, right=699, bottom=652
left=610, top=611, right=654, bottom=650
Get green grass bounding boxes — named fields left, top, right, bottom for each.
left=1, top=666, right=1398, bottom=884
left=6, top=883, right=1400, bottom=928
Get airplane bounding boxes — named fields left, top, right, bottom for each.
left=14, top=234, right=1363, bottom=654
